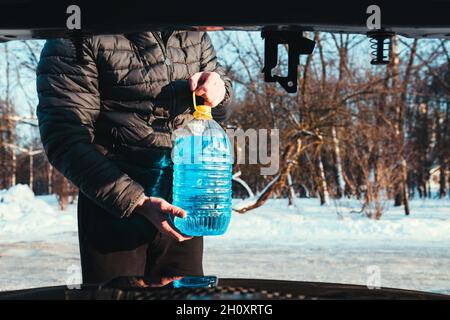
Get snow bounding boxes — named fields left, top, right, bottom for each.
left=228, top=198, right=450, bottom=247
left=0, top=184, right=449, bottom=294
left=206, top=198, right=450, bottom=294
left=0, top=185, right=77, bottom=243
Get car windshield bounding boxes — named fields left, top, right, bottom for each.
left=0, top=26, right=449, bottom=296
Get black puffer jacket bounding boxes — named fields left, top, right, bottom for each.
left=36, top=31, right=232, bottom=218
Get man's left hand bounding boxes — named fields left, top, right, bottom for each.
left=188, top=72, right=226, bottom=107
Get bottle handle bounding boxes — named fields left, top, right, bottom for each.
left=192, top=92, right=213, bottom=120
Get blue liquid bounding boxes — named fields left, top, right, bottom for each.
left=172, top=130, right=232, bottom=236
left=172, top=276, right=218, bottom=288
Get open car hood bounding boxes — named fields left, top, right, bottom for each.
left=1, top=0, right=450, bottom=41
left=0, top=277, right=449, bottom=300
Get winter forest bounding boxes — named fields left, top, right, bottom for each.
left=1, top=32, right=449, bottom=217
left=1, top=32, right=450, bottom=293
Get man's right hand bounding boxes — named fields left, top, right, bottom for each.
left=134, top=196, right=192, bottom=242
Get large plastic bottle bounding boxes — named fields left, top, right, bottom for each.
left=171, top=93, right=232, bottom=236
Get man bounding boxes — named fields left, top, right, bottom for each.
left=36, top=30, right=232, bottom=283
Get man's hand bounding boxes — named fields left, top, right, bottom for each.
left=188, top=72, right=226, bottom=107
left=134, top=196, right=192, bottom=242
left=137, top=276, right=184, bottom=288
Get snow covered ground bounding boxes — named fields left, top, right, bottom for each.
left=1, top=184, right=449, bottom=294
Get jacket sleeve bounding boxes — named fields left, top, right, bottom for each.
left=199, top=32, right=233, bottom=121
left=36, top=38, right=145, bottom=218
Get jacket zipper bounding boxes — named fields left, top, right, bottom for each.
left=152, top=31, right=176, bottom=121
left=152, top=31, right=173, bottom=82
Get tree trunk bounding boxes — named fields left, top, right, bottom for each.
left=11, top=150, right=16, bottom=186
left=286, top=172, right=297, bottom=206
left=317, top=153, right=329, bottom=205
left=29, top=151, right=33, bottom=192
left=392, top=36, right=416, bottom=216
left=332, top=126, right=344, bottom=197
left=48, top=163, right=53, bottom=194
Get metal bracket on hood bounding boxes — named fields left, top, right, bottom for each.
left=261, top=30, right=316, bottom=93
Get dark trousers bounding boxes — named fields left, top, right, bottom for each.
left=77, top=193, right=203, bottom=284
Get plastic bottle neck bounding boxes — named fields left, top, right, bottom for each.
left=192, top=92, right=212, bottom=120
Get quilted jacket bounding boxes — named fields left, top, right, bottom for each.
left=36, top=31, right=232, bottom=218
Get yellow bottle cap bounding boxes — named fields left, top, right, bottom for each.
left=192, top=92, right=212, bottom=120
